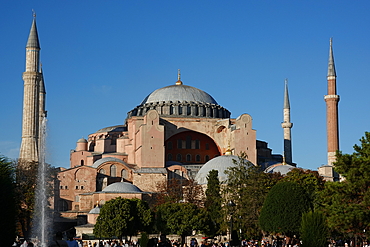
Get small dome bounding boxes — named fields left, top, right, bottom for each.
left=102, top=182, right=143, bottom=193
left=88, top=206, right=100, bottom=214
left=77, top=138, right=87, bottom=143
left=141, top=84, right=218, bottom=105
left=195, top=155, right=253, bottom=185
left=264, top=163, right=295, bottom=175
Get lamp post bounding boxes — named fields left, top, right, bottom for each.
left=228, top=200, right=236, bottom=246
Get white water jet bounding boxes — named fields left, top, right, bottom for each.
left=32, top=117, right=51, bottom=247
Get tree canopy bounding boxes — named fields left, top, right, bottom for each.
left=0, top=155, right=16, bottom=246
left=224, top=153, right=282, bottom=239
left=259, top=181, right=312, bottom=237
left=204, top=169, right=222, bottom=236
left=14, top=159, right=39, bottom=239
left=317, top=132, right=370, bottom=241
left=94, top=197, right=152, bottom=239
left=156, top=202, right=208, bottom=244
left=282, top=168, right=325, bottom=207
left=300, top=211, right=328, bottom=247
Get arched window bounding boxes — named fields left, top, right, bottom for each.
left=177, top=139, right=182, bottom=149
left=99, top=168, right=106, bottom=174
left=167, top=141, right=173, bottom=150
left=110, top=165, right=117, bottom=177
left=122, top=169, right=128, bottom=180
left=186, top=154, right=192, bottom=162
left=196, top=154, right=201, bottom=162
left=205, top=155, right=210, bottom=162
left=167, top=153, right=173, bottom=161
left=176, top=154, right=182, bottom=162
left=80, top=160, right=84, bottom=166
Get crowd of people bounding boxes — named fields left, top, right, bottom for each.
left=12, top=234, right=370, bottom=247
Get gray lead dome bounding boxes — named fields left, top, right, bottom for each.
left=141, top=84, right=218, bottom=105
left=128, top=83, right=230, bottom=119
left=102, top=182, right=143, bottom=193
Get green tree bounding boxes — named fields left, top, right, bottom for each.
left=0, top=155, right=16, bottom=245
left=156, top=202, right=208, bottom=244
left=259, top=181, right=311, bottom=239
left=317, top=132, right=370, bottom=244
left=94, top=197, right=152, bottom=239
left=204, top=169, right=222, bottom=236
left=282, top=168, right=325, bottom=207
left=300, top=211, right=328, bottom=247
left=224, top=153, right=282, bottom=239
left=155, top=178, right=204, bottom=207
left=14, top=160, right=38, bottom=239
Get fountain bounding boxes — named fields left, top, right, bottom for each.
left=32, top=117, right=51, bottom=247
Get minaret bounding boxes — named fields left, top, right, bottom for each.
left=19, top=14, right=42, bottom=162
left=324, top=38, right=340, bottom=166
left=281, top=79, right=293, bottom=164
left=38, top=66, right=47, bottom=151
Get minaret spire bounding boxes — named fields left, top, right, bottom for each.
left=324, top=38, right=340, bottom=170
left=19, top=14, right=43, bottom=163
left=281, top=79, right=293, bottom=165
left=26, top=13, right=40, bottom=50
left=327, top=38, right=336, bottom=78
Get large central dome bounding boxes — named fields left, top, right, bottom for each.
left=140, top=84, right=218, bottom=105
left=127, top=75, right=230, bottom=119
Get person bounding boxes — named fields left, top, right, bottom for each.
left=157, top=235, right=171, bottom=247
left=66, top=236, right=79, bottom=247
left=49, top=232, right=69, bottom=247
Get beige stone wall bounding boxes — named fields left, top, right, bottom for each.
left=70, top=150, right=93, bottom=168
left=57, top=166, right=97, bottom=211
left=133, top=172, right=167, bottom=192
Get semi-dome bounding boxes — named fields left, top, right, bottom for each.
left=96, top=125, right=126, bottom=133
left=141, top=84, right=218, bottom=105
left=264, top=163, right=295, bottom=176
left=102, top=182, right=143, bottom=193
left=127, top=79, right=230, bottom=119
left=195, top=155, right=253, bottom=185
left=92, top=157, right=127, bottom=168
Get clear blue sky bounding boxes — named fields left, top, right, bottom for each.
left=1, top=1, right=369, bottom=171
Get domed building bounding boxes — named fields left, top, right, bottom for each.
left=54, top=72, right=283, bottom=229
